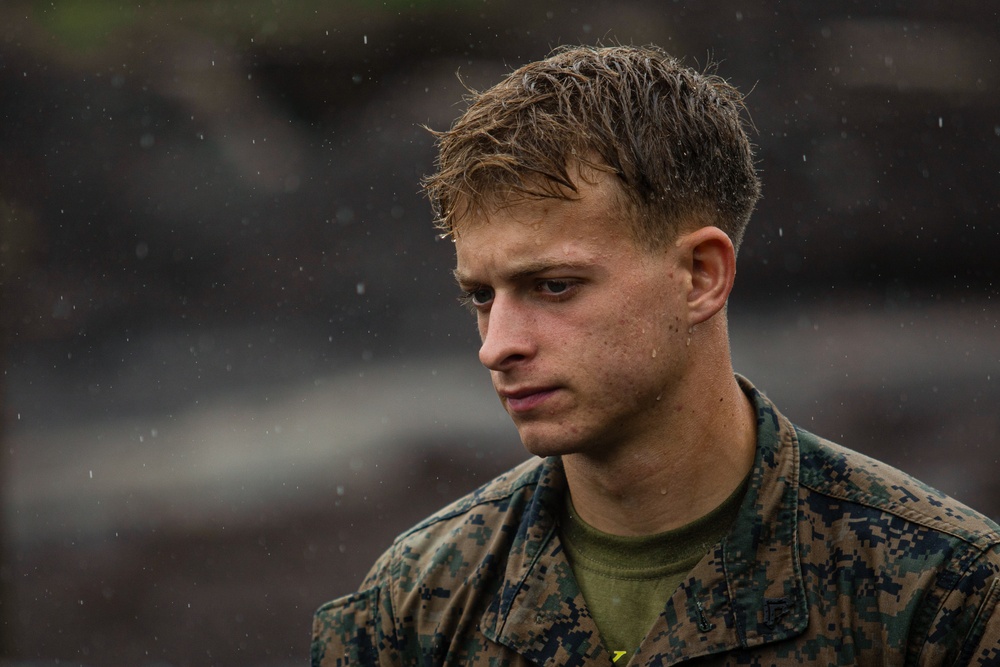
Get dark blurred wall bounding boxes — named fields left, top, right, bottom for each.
left=3, top=1, right=998, bottom=356
left=1, top=1, right=998, bottom=664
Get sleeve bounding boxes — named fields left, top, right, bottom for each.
left=311, top=549, right=399, bottom=667
left=917, top=543, right=1000, bottom=666
left=957, top=577, right=1000, bottom=666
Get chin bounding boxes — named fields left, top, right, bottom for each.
left=520, top=442, right=560, bottom=458
left=517, top=430, right=585, bottom=459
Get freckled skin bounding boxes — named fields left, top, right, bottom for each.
left=455, top=185, right=691, bottom=462
left=454, top=166, right=757, bottom=535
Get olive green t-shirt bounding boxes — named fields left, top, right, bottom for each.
left=559, top=479, right=748, bottom=663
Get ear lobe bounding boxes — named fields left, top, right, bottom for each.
left=682, top=227, right=736, bottom=326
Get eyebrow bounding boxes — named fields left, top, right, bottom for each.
left=453, top=260, right=595, bottom=287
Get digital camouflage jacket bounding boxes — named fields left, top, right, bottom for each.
left=312, top=380, right=1000, bottom=666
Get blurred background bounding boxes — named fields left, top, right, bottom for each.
left=1, top=0, right=998, bottom=664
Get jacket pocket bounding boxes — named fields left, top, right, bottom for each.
left=312, top=587, right=384, bottom=667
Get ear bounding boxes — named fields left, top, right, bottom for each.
left=678, top=226, right=736, bottom=326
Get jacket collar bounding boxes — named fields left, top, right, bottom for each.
left=480, top=377, right=809, bottom=666
left=478, top=457, right=609, bottom=665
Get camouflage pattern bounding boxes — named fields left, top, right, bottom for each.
left=312, top=378, right=1000, bottom=665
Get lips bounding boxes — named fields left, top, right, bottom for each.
left=499, top=387, right=558, bottom=414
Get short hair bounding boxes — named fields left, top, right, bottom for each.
left=423, top=44, right=761, bottom=252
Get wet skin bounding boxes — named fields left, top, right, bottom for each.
left=453, top=167, right=757, bottom=536
left=453, top=174, right=694, bottom=462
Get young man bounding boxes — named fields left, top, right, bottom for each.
left=312, top=45, right=1000, bottom=666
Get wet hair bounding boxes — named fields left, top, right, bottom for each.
left=423, top=44, right=761, bottom=251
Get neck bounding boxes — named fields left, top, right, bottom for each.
left=562, top=325, right=756, bottom=536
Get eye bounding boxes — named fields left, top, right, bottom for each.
left=459, top=286, right=494, bottom=309
left=540, top=280, right=571, bottom=295
left=470, top=287, right=494, bottom=305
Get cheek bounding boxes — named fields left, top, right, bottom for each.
left=615, top=302, right=675, bottom=344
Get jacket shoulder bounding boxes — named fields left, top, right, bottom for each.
left=396, top=456, right=546, bottom=540
left=356, top=456, right=549, bottom=592
left=795, top=426, right=1000, bottom=548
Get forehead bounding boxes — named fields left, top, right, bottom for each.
left=452, top=172, right=646, bottom=283
left=454, top=161, right=622, bottom=235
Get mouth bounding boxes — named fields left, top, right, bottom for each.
left=499, top=387, right=558, bottom=414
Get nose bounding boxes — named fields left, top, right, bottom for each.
left=478, top=296, right=536, bottom=371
